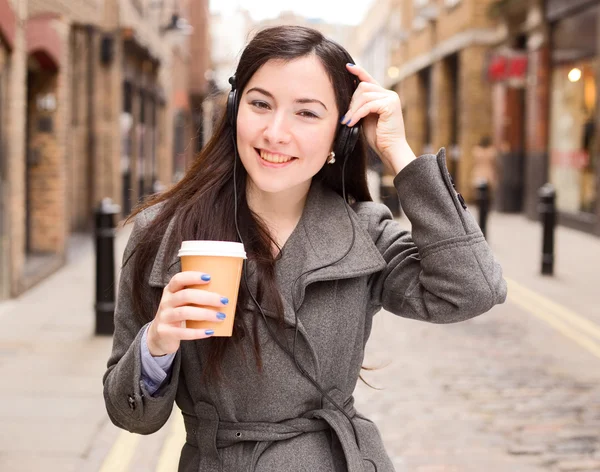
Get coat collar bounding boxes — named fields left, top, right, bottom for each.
left=148, top=181, right=386, bottom=316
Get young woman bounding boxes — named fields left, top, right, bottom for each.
left=103, top=25, right=506, bottom=472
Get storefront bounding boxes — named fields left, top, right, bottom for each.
left=548, top=0, right=600, bottom=231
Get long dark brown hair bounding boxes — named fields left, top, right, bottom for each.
left=126, top=25, right=372, bottom=383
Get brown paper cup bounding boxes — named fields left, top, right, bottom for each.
left=178, top=241, right=246, bottom=337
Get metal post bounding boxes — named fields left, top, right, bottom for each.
left=538, top=183, right=556, bottom=276
left=475, top=179, right=490, bottom=239
left=95, top=198, right=121, bottom=335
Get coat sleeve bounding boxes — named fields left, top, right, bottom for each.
left=102, top=210, right=182, bottom=434
left=357, top=148, right=507, bottom=323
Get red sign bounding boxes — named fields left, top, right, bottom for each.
left=551, top=150, right=590, bottom=169
left=487, top=54, right=528, bottom=82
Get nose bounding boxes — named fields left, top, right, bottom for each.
left=262, top=111, right=291, bottom=145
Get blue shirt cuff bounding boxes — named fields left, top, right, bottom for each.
left=140, top=324, right=176, bottom=396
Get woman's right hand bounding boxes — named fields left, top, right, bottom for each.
left=146, top=271, right=229, bottom=356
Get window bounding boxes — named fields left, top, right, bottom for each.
left=549, top=6, right=599, bottom=214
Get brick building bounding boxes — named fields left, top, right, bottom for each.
left=387, top=0, right=500, bottom=201
left=489, top=0, right=600, bottom=236
left=0, top=0, right=210, bottom=300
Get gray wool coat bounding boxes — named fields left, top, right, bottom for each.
left=103, top=149, right=507, bottom=472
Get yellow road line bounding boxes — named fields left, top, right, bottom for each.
left=156, top=409, right=186, bottom=472
left=98, top=429, right=141, bottom=472
left=506, top=277, right=600, bottom=359
left=507, top=277, right=600, bottom=341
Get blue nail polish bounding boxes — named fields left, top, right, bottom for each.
left=340, top=115, right=346, bottom=124
left=217, top=312, right=226, bottom=320
left=347, top=63, right=355, bottom=67
left=221, top=297, right=229, bottom=305
left=201, top=274, right=211, bottom=281
left=344, top=118, right=352, bottom=125
left=205, top=329, right=215, bottom=335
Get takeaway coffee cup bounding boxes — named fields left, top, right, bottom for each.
left=177, top=241, right=247, bottom=337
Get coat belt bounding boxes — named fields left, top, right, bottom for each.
left=182, top=389, right=370, bottom=472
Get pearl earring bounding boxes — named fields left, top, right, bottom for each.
left=327, top=151, right=336, bottom=164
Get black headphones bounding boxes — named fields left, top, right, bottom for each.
left=227, top=74, right=361, bottom=162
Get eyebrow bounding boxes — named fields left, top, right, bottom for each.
left=246, top=87, right=328, bottom=111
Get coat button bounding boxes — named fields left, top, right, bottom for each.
left=449, top=174, right=457, bottom=189
left=128, top=395, right=136, bottom=410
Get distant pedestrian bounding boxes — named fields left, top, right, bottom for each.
left=471, top=135, right=499, bottom=202
left=103, top=25, right=507, bottom=471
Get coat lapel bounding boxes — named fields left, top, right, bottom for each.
left=149, top=216, right=181, bottom=288
left=275, top=181, right=386, bottom=314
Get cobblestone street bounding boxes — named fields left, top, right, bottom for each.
left=357, top=300, right=600, bottom=472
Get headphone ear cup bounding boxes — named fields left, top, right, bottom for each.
left=334, top=124, right=360, bottom=161
left=345, top=125, right=360, bottom=158
left=334, top=125, right=349, bottom=160
left=227, top=89, right=238, bottom=132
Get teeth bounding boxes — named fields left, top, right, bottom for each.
left=260, top=150, right=293, bottom=163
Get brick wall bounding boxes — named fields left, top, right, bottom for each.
left=26, top=72, right=63, bottom=252
left=5, top=0, right=27, bottom=296
left=67, top=27, right=91, bottom=231
left=388, top=0, right=498, bottom=197
left=1, top=0, right=197, bottom=298
left=431, top=58, right=454, bottom=164
left=400, top=74, right=427, bottom=156
left=26, top=16, right=70, bottom=257
left=457, top=45, right=493, bottom=200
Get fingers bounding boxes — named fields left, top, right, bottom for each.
left=155, top=324, right=216, bottom=341
left=346, top=63, right=378, bottom=85
left=166, top=271, right=212, bottom=293
left=163, top=305, right=226, bottom=324
left=170, top=288, right=229, bottom=309
left=342, top=91, right=388, bottom=126
left=345, top=98, right=392, bottom=127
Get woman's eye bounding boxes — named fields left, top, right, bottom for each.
left=298, top=111, right=318, bottom=119
left=251, top=101, right=270, bottom=110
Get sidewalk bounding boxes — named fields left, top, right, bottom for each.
left=0, top=225, right=133, bottom=472
left=0, top=210, right=598, bottom=471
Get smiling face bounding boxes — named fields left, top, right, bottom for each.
left=236, top=55, right=339, bottom=198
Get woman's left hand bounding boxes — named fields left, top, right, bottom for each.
left=342, top=63, right=416, bottom=173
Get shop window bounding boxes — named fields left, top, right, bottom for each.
left=549, top=6, right=599, bottom=215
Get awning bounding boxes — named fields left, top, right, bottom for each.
left=0, top=0, right=16, bottom=50
left=26, top=14, right=62, bottom=71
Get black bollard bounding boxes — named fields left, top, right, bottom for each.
left=538, top=183, right=556, bottom=276
left=95, top=198, right=121, bottom=335
left=475, top=179, right=490, bottom=239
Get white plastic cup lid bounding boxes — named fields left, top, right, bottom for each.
left=177, top=241, right=247, bottom=259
